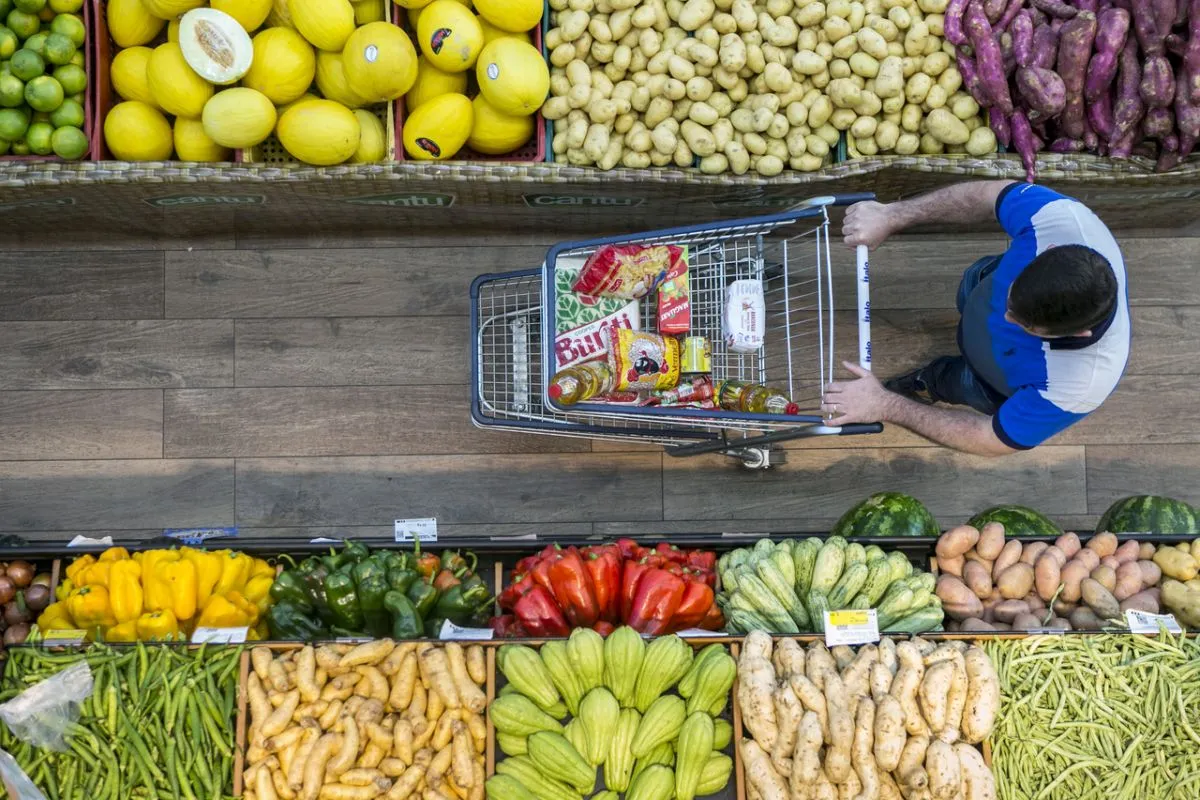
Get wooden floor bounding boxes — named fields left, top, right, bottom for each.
left=1, top=223, right=1198, bottom=542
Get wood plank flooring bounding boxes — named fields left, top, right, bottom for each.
left=1, top=226, right=1198, bottom=542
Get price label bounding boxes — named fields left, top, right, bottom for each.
left=191, top=626, right=249, bottom=644
left=1124, top=609, right=1184, bottom=634
left=823, top=609, right=880, bottom=647
left=395, top=518, right=438, bottom=543
left=41, top=629, right=88, bottom=646
left=673, top=628, right=730, bottom=637
left=66, top=535, right=114, bottom=548
left=165, top=527, right=237, bottom=545
left=438, top=620, right=494, bottom=640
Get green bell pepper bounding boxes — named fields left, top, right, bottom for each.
left=407, top=579, right=438, bottom=618
left=269, top=570, right=314, bottom=613
left=352, top=557, right=388, bottom=587
left=324, top=571, right=364, bottom=632
left=358, top=575, right=390, bottom=637
left=434, top=576, right=493, bottom=626
left=267, top=601, right=328, bottom=641
left=388, top=568, right=419, bottom=595
left=382, top=552, right=411, bottom=572
left=383, top=591, right=423, bottom=639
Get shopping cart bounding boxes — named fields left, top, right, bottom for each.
left=469, top=194, right=884, bottom=468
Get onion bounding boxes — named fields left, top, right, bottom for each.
left=3, top=623, right=30, bottom=646
left=3, top=599, right=30, bottom=627
left=0, top=576, right=14, bottom=605
left=6, top=561, right=34, bottom=588
left=32, top=573, right=52, bottom=588
left=23, top=585, right=50, bottom=613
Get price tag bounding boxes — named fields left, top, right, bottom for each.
left=41, top=629, right=88, bottom=646
left=191, top=626, right=249, bottom=644
left=395, top=518, right=438, bottom=543
left=67, top=535, right=114, bottom=548
left=673, top=628, right=729, bottom=637
left=310, top=537, right=343, bottom=544
left=1124, top=609, right=1184, bottom=634
left=823, top=609, right=880, bottom=647
left=439, top=620, right=494, bottom=640
left=164, top=527, right=237, bottom=545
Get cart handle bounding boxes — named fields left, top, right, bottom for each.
left=856, top=245, right=872, bottom=371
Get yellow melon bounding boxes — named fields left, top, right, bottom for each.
left=277, top=98, right=361, bottom=164
left=479, top=16, right=529, bottom=45
left=211, top=0, right=272, bottom=31
left=405, top=55, right=467, bottom=111
left=476, top=37, right=548, bottom=116
left=201, top=86, right=277, bottom=148
left=104, top=101, right=173, bottom=160
left=147, top=41, right=214, bottom=118
left=288, top=0, right=355, bottom=52
left=473, top=0, right=540, bottom=33
left=416, top=0, right=482, bottom=73
left=110, top=46, right=157, bottom=106
left=351, top=0, right=385, bottom=24
left=349, top=108, right=387, bottom=162
left=106, top=0, right=165, bottom=47
left=342, top=22, right=418, bottom=103
left=141, top=0, right=204, bottom=22
left=315, top=49, right=368, bottom=108
left=467, top=93, right=532, bottom=154
left=242, top=27, right=315, bottom=105
left=174, top=117, right=231, bottom=161
left=402, top=91, right=471, bottom=159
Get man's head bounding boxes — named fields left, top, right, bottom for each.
left=1005, top=244, right=1118, bottom=338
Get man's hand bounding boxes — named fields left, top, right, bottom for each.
left=822, top=362, right=892, bottom=424
left=842, top=200, right=895, bottom=250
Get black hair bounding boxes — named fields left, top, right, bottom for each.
left=1007, top=244, right=1118, bottom=337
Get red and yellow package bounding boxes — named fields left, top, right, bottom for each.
left=607, top=327, right=682, bottom=392
left=657, top=252, right=690, bottom=334
left=572, top=244, right=686, bottom=300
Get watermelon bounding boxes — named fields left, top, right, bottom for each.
left=968, top=505, right=1063, bottom=537
left=833, top=492, right=939, bottom=537
left=1095, top=495, right=1200, bottom=535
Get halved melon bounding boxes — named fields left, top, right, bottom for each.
left=178, top=8, right=253, bottom=85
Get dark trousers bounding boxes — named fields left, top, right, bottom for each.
left=920, top=256, right=1009, bottom=416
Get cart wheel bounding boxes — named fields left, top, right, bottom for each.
left=726, top=447, right=787, bottom=469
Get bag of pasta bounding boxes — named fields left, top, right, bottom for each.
left=572, top=244, right=687, bottom=300
left=607, top=327, right=681, bottom=392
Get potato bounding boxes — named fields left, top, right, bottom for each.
left=922, top=50, right=950, bottom=76
left=996, top=563, right=1035, bottom=600
left=679, top=0, right=716, bottom=30
left=992, top=600, right=1030, bottom=623
left=1010, top=612, right=1043, bottom=631
left=1047, top=532, right=1080, bottom=558
left=1057, top=560, right=1090, bottom=603
left=1073, top=548, right=1101, bottom=572
left=1081, top=578, right=1121, bottom=618
left=1090, top=565, right=1117, bottom=593
left=1113, top=540, right=1141, bottom=564
left=924, top=740, right=960, bottom=800
left=1032, top=554, right=1061, bottom=601
left=903, top=19, right=927, bottom=56
left=967, top=523, right=1003, bottom=562
left=962, top=561, right=992, bottom=600
left=937, top=575, right=983, bottom=621
left=886, top=5, right=910, bottom=29
left=1137, top=559, right=1162, bottom=586
left=1113, top=561, right=1144, bottom=600
left=1119, top=589, right=1160, bottom=614
left=936, top=525, right=980, bottom=561
left=1024, top=591, right=1045, bottom=611
left=1069, top=606, right=1104, bottom=630
left=894, top=131, right=919, bottom=153
left=1085, top=532, right=1118, bottom=558
left=874, top=119, right=899, bottom=149
left=991, top=539, right=1023, bottom=579
left=1152, top=547, right=1198, bottom=581
left=958, top=618, right=996, bottom=632
left=938, top=554, right=964, bottom=578
left=1015, top=541, right=1047, bottom=567
left=1139, top=542, right=1157, bottom=560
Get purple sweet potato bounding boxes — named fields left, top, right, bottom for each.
left=1001, top=31, right=1016, bottom=76
left=1056, top=12, right=1098, bottom=138
left=1077, top=0, right=1098, bottom=10
left=1111, top=37, right=1146, bottom=143
left=1177, top=61, right=1200, bottom=139
left=1083, top=122, right=1099, bottom=150
left=967, top=1, right=1015, bottom=112
left=1087, top=92, right=1115, bottom=140
left=1010, top=109, right=1039, bottom=181
left=1012, top=12, right=1034, bottom=67
left=1049, top=137, right=1087, bottom=151
left=959, top=53, right=988, bottom=105
left=1084, top=7, right=1129, bottom=101
left=1139, top=54, right=1175, bottom=108
left=1187, top=0, right=1200, bottom=102
left=1152, top=0, right=1175, bottom=39
left=1031, top=24, right=1060, bottom=68
left=945, top=0, right=970, bottom=46
left=1132, top=0, right=1164, bottom=56
left=1165, top=33, right=1186, bottom=56
left=1017, top=67, right=1069, bottom=118
left=984, top=0, right=1007, bottom=24
left=996, top=0, right=1026, bottom=31
left=1142, top=105, right=1175, bottom=138
left=1031, top=0, right=1078, bottom=18
left=1110, top=129, right=1137, bottom=158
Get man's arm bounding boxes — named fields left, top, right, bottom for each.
left=822, top=363, right=1017, bottom=457
left=843, top=180, right=1016, bottom=249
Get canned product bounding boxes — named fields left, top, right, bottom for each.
left=681, top=336, right=711, bottom=374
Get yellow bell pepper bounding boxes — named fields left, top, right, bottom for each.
left=142, top=550, right=181, bottom=612
left=36, top=601, right=75, bottom=632
left=57, top=578, right=74, bottom=598
left=213, top=550, right=254, bottom=596
left=64, top=554, right=96, bottom=584
left=196, top=593, right=254, bottom=628
left=182, top=548, right=223, bottom=611
left=77, top=561, right=113, bottom=587
left=227, top=590, right=260, bottom=624
left=243, top=574, right=274, bottom=616
left=136, top=610, right=179, bottom=641
left=104, top=620, right=139, bottom=642
left=109, top=560, right=144, bottom=623
left=98, top=546, right=131, bottom=562
left=252, top=558, right=276, bottom=579
left=66, top=585, right=116, bottom=629
left=162, top=558, right=198, bottom=621
left=252, top=618, right=270, bottom=641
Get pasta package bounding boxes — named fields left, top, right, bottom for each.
left=724, top=279, right=765, bottom=353
left=657, top=255, right=691, bottom=335
left=572, top=244, right=687, bottom=300
left=607, top=327, right=682, bottom=392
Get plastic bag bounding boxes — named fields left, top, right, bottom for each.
left=0, top=661, right=93, bottom=752
left=0, top=748, right=47, bottom=800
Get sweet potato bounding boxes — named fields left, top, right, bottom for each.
left=963, top=561, right=994, bottom=599
left=1018, top=67, right=1067, bottom=118
left=1030, top=24, right=1059, bottom=69
left=1138, top=54, right=1175, bottom=109
left=1088, top=94, right=1115, bottom=141
left=1012, top=11, right=1033, bottom=67
left=1056, top=11, right=1098, bottom=138
left=1142, top=105, right=1175, bottom=138
left=990, top=107, right=1012, bottom=146
left=1019, top=542, right=1049, bottom=567
left=983, top=0, right=1006, bottom=24
left=1132, top=0, right=1163, bottom=56
left=966, top=1, right=1014, bottom=112
left=1049, top=137, right=1086, bottom=152
left=1084, top=7, right=1129, bottom=102
left=1112, top=37, right=1145, bottom=144
left=1187, top=0, right=1200, bottom=103
left=996, top=0, right=1025, bottom=31
left=1031, top=0, right=1077, bottom=18
left=944, top=0, right=969, bottom=45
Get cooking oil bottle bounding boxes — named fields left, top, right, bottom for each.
left=716, top=380, right=799, bottom=415
left=547, top=361, right=613, bottom=405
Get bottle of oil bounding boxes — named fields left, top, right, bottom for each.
left=716, top=380, right=800, bottom=415
left=547, top=361, right=613, bottom=405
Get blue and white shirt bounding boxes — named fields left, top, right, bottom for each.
left=960, top=183, right=1130, bottom=450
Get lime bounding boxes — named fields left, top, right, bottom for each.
left=0, top=137, right=8, bottom=154
left=9, top=48, right=40, bottom=79
left=25, top=118, right=51, bottom=152
left=42, top=31, right=71, bottom=64
left=22, top=31, right=46, bottom=55
left=48, top=0, right=82, bottom=11
left=0, top=60, right=8, bottom=74
left=0, top=70, right=21, bottom=105
left=0, top=25, right=16, bottom=58
left=0, top=0, right=11, bottom=19
left=49, top=121, right=83, bottom=156
left=13, top=0, right=45, bottom=14
left=49, top=12, right=81, bottom=44
left=5, top=8, right=38, bottom=38
left=0, top=105, right=24, bottom=138
left=10, top=138, right=27, bottom=153
left=51, top=60, right=80, bottom=92
left=47, top=93, right=77, bottom=124
left=24, top=73, right=61, bottom=110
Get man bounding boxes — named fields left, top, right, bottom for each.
left=823, top=180, right=1130, bottom=457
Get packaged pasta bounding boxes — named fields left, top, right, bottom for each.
left=607, top=327, right=681, bottom=392
left=724, top=279, right=765, bottom=353
left=657, top=255, right=691, bottom=334
left=572, top=244, right=687, bottom=300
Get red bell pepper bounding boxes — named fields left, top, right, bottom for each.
left=498, top=572, right=534, bottom=611
left=627, top=568, right=686, bottom=635
left=547, top=546, right=599, bottom=627
left=583, top=544, right=622, bottom=623
left=668, top=580, right=714, bottom=632
left=698, top=603, right=724, bottom=631
left=592, top=621, right=616, bottom=636
left=513, top=585, right=570, bottom=637
left=621, top=557, right=653, bottom=622
left=433, top=569, right=461, bottom=592
left=613, top=538, right=644, bottom=561
left=490, top=614, right=526, bottom=638
left=415, top=552, right=442, bottom=580
left=654, top=542, right=688, bottom=564
left=530, top=553, right=556, bottom=597
left=686, top=549, right=717, bottom=571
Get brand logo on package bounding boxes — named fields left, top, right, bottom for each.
left=710, top=195, right=808, bottom=209
left=523, top=194, right=646, bottom=208
left=144, top=194, right=266, bottom=208
left=346, top=193, right=456, bottom=207
left=0, top=196, right=75, bottom=211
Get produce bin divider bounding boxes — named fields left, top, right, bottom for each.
left=730, top=641, right=745, bottom=800
left=233, top=647, right=250, bottom=797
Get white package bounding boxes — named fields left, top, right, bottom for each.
left=724, top=279, right=765, bottom=353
